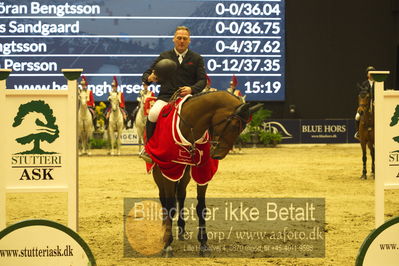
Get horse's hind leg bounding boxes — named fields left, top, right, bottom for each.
left=87, top=133, right=92, bottom=156
left=197, top=184, right=211, bottom=257
left=176, top=167, right=191, bottom=240
left=153, top=166, right=176, bottom=257
left=117, top=129, right=122, bottom=155
left=360, top=142, right=367, bottom=179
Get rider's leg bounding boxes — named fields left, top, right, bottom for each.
left=145, top=100, right=167, bottom=142
left=145, top=119, right=157, bottom=142
left=354, top=112, right=360, bottom=139
left=139, top=100, right=168, bottom=163
left=104, top=108, right=110, bottom=129
left=89, top=107, right=97, bottom=129
left=122, top=108, right=128, bottom=128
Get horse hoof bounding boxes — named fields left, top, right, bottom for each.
left=360, top=174, right=367, bottom=180
left=199, top=244, right=211, bottom=257
left=87, top=152, right=92, bottom=156
left=162, top=246, right=173, bottom=258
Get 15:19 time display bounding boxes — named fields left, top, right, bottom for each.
left=244, top=81, right=281, bottom=94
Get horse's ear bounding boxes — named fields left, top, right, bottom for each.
left=234, top=103, right=250, bottom=121
left=249, top=103, right=264, bottom=114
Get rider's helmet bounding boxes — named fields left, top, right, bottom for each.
left=154, top=59, right=177, bottom=83
left=230, top=74, right=238, bottom=90
left=112, top=76, right=118, bottom=91
left=80, top=75, right=88, bottom=89
left=365, top=66, right=375, bottom=77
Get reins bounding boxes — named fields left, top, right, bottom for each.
left=177, top=102, right=248, bottom=161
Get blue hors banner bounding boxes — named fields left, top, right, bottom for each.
left=0, top=0, right=286, bottom=102
left=263, top=119, right=357, bottom=144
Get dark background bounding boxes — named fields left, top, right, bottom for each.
left=266, top=0, right=399, bottom=119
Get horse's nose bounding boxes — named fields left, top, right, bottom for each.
left=211, top=152, right=227, bottom=160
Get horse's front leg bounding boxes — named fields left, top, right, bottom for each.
left=108, top=128, right=115, bottom=155
left=370, top=144, right=375, bottom=179
left=196, top=184, right=211, bottom=257
left=361, top=142, right=367, bottom=179
left=176, top=167, right=191, bottom=240
left=153, top=166, right=176, bottom=257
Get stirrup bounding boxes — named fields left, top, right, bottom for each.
left=354, top=132, right=360, bottom=140
left=139, top=149, right=153, bottom=163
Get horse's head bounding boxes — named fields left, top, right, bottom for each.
left=357, top=90, right=371, bottom=115
left=78, top=90, right=89, bottom=108
left=210, top=101, right=263, bottom=159
left=108, top=92, right=120, bottom=111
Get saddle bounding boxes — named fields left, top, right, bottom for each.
left=145, top=96, right=219, bottom=185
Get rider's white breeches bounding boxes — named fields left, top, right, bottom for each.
left=355, top=112, right=360, bottom=121
left=148, top=99, right=167, bottom=122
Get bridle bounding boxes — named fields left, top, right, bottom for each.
left=178, top=103, right=249, bottom=160
left=358, top=92, right=374, bottom=129
left=208, top=109, right=249, bottom=151
left=358, top=92, right=372, bottom=115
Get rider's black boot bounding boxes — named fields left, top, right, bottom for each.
left=105, top=119, right=109, bottom=130
left=139, top=120, right=157, bottom=163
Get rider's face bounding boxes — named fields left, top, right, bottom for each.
left=368, top=73, right=374, bottom=81
left=173, top=30, right=190, bottom=54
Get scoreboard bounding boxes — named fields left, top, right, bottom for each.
left=0, top=0, right=285, bottom=102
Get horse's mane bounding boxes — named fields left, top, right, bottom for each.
left=186, top=90, right=241, bottom=102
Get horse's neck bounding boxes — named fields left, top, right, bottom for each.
left=110, top=104, right=122, bottom=120
left=139, top=97, right=146, bottom=115
left=179, top=92, right=236, bottom=142
left=79, top=103, right=90, bottom=117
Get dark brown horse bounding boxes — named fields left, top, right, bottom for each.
left=357, top=90, right=374, bottom=179
left=151, top=91, right=261, bottom=257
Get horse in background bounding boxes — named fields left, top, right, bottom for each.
left=78, top=89, right=94, bottom=155
left=107, top=91, right=124, bottom=155
left=134, top=87, right=155, bottom=151
left=357, top=89, right=374, bottom=179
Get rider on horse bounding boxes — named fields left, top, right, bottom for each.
left=139, top=26, right=206, bottom=162
left=202, top=74, right=217, bottom=92
left=227, top=74, right=243, bottom=97
left=80, top=75, right=97, bottom=129
left=354, top=66, right=375, bottom=140
left=139, top=58, right=205, bottom=162
left=105, top=76, right=128, bottom=129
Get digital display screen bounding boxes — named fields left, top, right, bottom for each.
left=0, top=0, right=285, bottom=102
